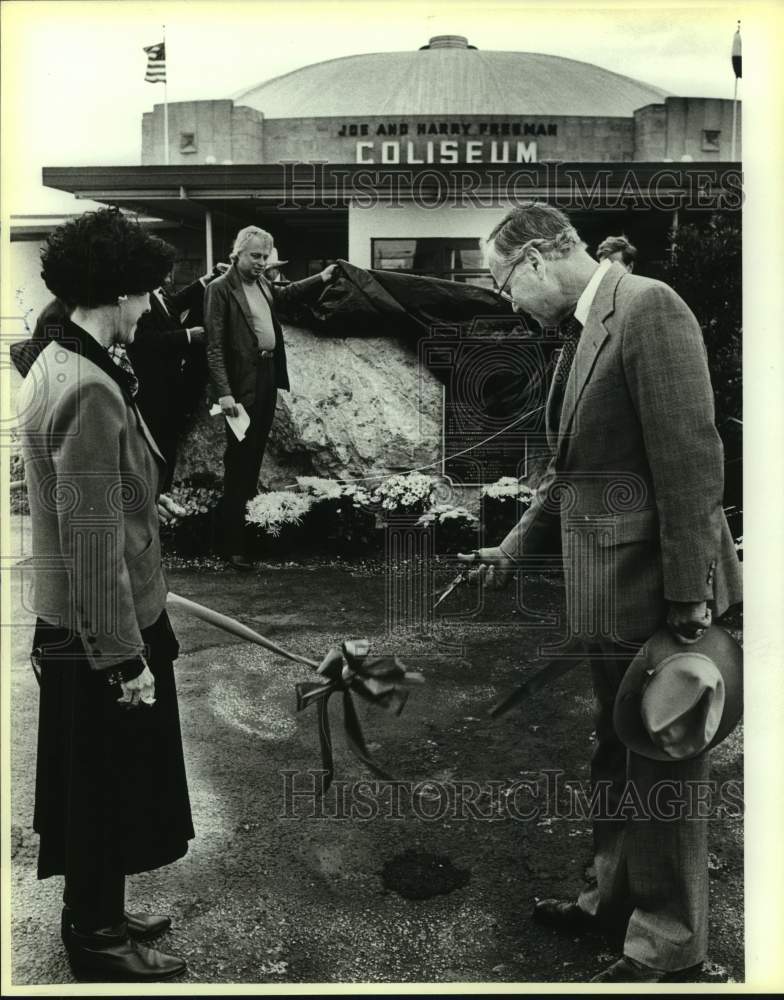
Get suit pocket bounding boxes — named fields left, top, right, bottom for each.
left=596, top=508, right=659, bottom=546
left=127, top=534, right=162, bottom=590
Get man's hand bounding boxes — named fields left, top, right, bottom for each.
left=320, top=263, right=338, bottom=284
left=456, top=546, right=515, bottom=589
left=117, top=664, right=156, bottom=708
left=219, top=394, right=240, bottom=418
left=187, top=325, right=205, bottom=343
left=201, top=262, right=230, bottom=282
left=158, top=494, right=186, bottom=525
left=667, top=601, right=712, bottom=644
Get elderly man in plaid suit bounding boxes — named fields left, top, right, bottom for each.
left=460, top=203, right=742, bottom=983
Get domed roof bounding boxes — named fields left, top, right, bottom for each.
left=234, top=36, right=669, bottom=119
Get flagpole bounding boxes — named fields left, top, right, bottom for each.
left=731, top=20, right=741, bottom=161
left=731, top=76, right=738, bottom=161
left=163, top=24, right=170, bottom=165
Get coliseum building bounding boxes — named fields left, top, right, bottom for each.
left=39, top=35, right=741, bottom=286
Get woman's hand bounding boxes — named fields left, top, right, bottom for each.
left=117, top=664, right=156, bottom=708
left=456, top=546, right=516, bottom=589
left=158, top=494, right=185, bottom=525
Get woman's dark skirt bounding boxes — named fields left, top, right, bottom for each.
left=32, top=610, right=194, bottom=879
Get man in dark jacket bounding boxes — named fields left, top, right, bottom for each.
left=205, top=226, right=335, bottom=569
left=126, top=274, right=214, bottom=490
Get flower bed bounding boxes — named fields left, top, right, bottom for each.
left=159, top=471, right=538, bottom=560
left=243, top=473, right=528, bottom=560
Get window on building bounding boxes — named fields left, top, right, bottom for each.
left=372, top=237, right=491, bottom=286
left=180, top=132, right=197, bottom=154
left=702, top=129, right=721, bottom=152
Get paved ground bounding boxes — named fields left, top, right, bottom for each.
left=7, top=515, right=743, bottom=986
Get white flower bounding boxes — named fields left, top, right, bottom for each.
left=296, top=477, right=343, bottom=500
left=481, top=477, right=535, bottom=501
left=245, top=492, right=313, bottom=536
left=342, top=484, right=372, bottom=507
left=372, top=472, right=435, bottom=510
left=418, top=502, right=478, bottom=525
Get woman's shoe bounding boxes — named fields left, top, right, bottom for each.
left=66, top=922, right=186, bottom=982
left=62, top=906, right=171, bottom=943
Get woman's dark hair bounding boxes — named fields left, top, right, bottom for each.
left=40, top=208, right=176, bottom=307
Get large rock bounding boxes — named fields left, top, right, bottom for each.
left=176, top=325, right=442, bottom=489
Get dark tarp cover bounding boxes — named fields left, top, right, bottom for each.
left=285, top=260, right=558, bottom=482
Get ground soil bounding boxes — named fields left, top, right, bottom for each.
left=8, top=516, right=743, bottom=986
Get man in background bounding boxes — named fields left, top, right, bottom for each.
left=205, top=226, right=336, bottom=571
left=597, top=234, right=637, bottom=272
left=127, top=268, right=223, bottom=489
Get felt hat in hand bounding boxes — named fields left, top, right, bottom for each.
left=613, top=625, right=742, bottom=761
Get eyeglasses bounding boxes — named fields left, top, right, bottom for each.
left=493, top=255, right=526, bottom=301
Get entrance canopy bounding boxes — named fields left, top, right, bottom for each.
left=42, top=161, right=741, bottom=280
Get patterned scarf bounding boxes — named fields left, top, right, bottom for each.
left=107, top=344, right=139, bottom=398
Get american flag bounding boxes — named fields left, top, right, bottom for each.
left=143, top=42, right=166, bottom=83
left=731, top=24, right=742, bottom=79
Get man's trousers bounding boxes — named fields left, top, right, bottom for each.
left=576, top=645, right=710, bottom=971
left=221, top=356, right=278, bottom=556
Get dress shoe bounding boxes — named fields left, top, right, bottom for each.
left=229, top=554, right=254, bottom=572
left=532, top=898, right=598, bottom=933
left=66, top=922, right=186, bottom=982
left=590, top=955, right=703, bottom=983
left=62, top=906, right=171, bottom=943
left=123, top=909, right=172, bottom=939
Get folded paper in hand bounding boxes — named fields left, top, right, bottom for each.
left=209, top=402, right=250, bottom=442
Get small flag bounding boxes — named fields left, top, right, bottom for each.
left=144, top=42, right=166, bottom=83
left=731, top=23, right=742, bottom=79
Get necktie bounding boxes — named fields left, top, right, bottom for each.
left=108, top=344, right=139, bottom=398
left=549, top=313, right=583, bottom=430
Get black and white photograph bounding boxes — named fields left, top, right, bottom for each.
left=1, top=0, right=781, bottom=991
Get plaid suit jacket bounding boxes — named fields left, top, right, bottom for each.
left=501, top=263, right=742, bottom=642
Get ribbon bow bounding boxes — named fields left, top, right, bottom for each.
left=296, top=639, right=424, bottom=793
left=165, top=594, right=425, bottom=794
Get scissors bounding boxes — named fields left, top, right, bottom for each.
left=432, top=551, right=481, bottom=610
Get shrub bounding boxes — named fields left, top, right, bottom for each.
left=370, top=472, right=436, bottom=516
left=417, top=503, right=480, bottom=553
left=661, top=213, right=742, bottom=427
left=246, top=491, right=313, bottom=537
left=479, top=477, right=534, bottom=541
left=298, top=483, right=381, bottom=556
left=10, top=450, right=29, bottom=515
left=160, top=479, right=222, bottom=556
